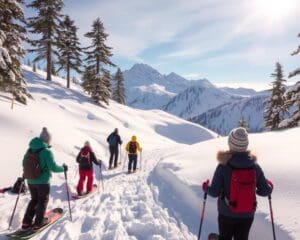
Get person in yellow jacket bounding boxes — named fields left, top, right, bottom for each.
left=125, top=135, right=142, bottom=173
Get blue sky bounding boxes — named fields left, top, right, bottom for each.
left=25, top=0, right=300, bottom=90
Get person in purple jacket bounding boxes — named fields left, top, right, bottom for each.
left=202, top=127, right=273, bottom=240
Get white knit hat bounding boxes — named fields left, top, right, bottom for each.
left=228, top=127, right=249, bottom=152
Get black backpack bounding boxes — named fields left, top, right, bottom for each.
left=129, top=142, right=137, bottom=154
left=11, top=177, right=27, bottom=194
left=23, top=148, right=44, bottom=180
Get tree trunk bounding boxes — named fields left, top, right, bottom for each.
left=11, top=94, right=15, bottom=110
left=67, top=62, right=70, bottom=88
left=96, top=56, right=100, bottom=74
left=46, top=25, right=52, bottom=81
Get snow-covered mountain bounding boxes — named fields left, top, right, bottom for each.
left=123, top=63, right=210, bottom=109
left=190, top=94, right=269, bottom=135
left=163, top=85, right=242, bottom=119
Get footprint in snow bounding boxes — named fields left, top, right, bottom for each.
left=87, top=112, right=97, bottom=120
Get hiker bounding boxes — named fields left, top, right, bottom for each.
left=202, top=127, right=273, bottom=240
left=0, top=177, right=27, bottom=194
left=125, top=135, right=142, bottom=173
left=22, top=127, right=68, bottom=230
left=76, top=141, right=101, bottom=195
left=107, top=128, right=122, bottom=169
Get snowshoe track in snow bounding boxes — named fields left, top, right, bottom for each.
left=36, top=150, right=194, bottom=240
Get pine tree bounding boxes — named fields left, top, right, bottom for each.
left=57, top=15, right=82, bottom=88
left=91, top=70, right=112, bottom=105
left=84, top=18, right=115, bottom=74
left=33, top=62, right=37, bottom=72
left=289, top=33, right=300, bottom=78
left=82, top=66, right=96, bottom=95
left=264, top=62, right=287, bottom=130
left=83, top=18, right=115, bottom=105
left=112, top=68, right=126, bottom=104
left=239, top=117, right=248, bottom=128
left=27, top=0, right=64, bottom=81
left=0, top=0, right=31, bottom=105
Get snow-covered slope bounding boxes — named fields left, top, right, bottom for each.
left=123, top=63, right=210, bottom=110
left=163, top=85, right=242, bottom=119
left=151, top=128, right=299, bottom=239
left=220, top=87, right=258, bottom=97
left=190, top=94, right=269, bottom=135
left=0, top=66, right=217, bottom=239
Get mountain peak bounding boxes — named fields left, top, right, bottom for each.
left=130, top=63, right=159, bottom=73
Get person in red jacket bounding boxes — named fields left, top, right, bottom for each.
left=76, top=141, right=101, bottom=195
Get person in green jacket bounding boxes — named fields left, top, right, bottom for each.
left=21, top=127, right=68, bottom=230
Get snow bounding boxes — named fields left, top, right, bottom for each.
left=0, top=66, right=297, bottom=239
left=154, top=129, right=300, bottom=239
left=0, top=66, right=215, bottom=239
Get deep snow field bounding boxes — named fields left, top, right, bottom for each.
left=0, top=66, right=298, bottom=239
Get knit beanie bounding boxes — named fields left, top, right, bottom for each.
left=228, top=127, right=249, bottom=152
left=40, top=127, right=51, bottom=144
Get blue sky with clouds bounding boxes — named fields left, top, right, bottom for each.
left=25, top=0, right=300, bottom=89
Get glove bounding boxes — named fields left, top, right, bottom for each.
left=266, top=179, right=273, bottom=189
left=62, top=164, right=68, bottom=172
left=202, top=179, right=210, bottom=192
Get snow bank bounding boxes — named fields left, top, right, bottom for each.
left=151, top=129, right=300, bottom=239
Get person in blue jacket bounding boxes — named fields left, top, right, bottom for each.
left=202, top=127, right=273, bottom=240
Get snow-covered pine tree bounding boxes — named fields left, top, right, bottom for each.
left=112, top=68, right=126, bottom=104
left=83, top=18, right=115, bottom=105
left=82, top=66, right=99, bottom=96
left=0, top=0, right=31, bottom=105
left=91, top=69, right=112, bottom=105
left=27, top=0, right=64, bottom=81
left=264, top=62, right=287, bottom=130
left=279, top=81, right=300, bottom=128
left=289, top=33, right=300, bottom=78
left=57, top=15, right=82, bottom=88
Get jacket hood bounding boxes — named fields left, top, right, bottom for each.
left=131, top=135, right=137, bottom=142
left=217, top=150, right=257, bottom=168
left=29, top=137, right=49, bottom=150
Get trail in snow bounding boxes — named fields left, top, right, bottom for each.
left=0, top=149, right=195, bottom=240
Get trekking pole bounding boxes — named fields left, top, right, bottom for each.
left=268, top=195, right=277, bottom=240
left=8, top=180, right=25, bottom=229
left=122, top=153, right=127, bottom=171
left=198, top=191, right=208, bottom=240
left=98, top=165, right=104, bottom=191
left=64, top=169, right=72, bottom=221
left=140, top=151, right=143, bottom=171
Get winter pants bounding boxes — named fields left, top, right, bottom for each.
left=77, top=169, right=94, bottom=193
left=109, top=145, right=119, bottom=168
left=23, top=184, right=50, bottom=226
left=218, top=214, right=254, bottom=240
left=128, top=154, right=138, bottom=171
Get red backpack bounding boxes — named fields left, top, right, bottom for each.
left=226, top=166, right=257, bottom=213
left=79, top=149, right=91, bottom=167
